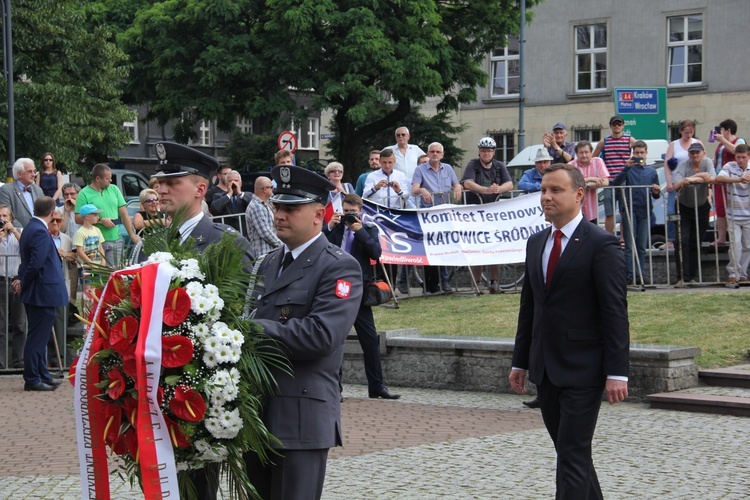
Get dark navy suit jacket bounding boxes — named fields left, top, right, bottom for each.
left=18, top=217, right=68, bottom=307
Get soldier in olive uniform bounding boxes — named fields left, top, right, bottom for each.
left=244, top=165, right=362, bottom=500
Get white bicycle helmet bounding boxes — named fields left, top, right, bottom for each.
left=478, top=137, right=496, bottom=149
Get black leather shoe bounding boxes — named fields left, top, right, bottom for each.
left=369, top=387, right=401, bottom=400
left=24, top=382, right=59, bottom=392
left=42, top=379, right=63, bottom=387
left=522, top=397, right=541, bottom=409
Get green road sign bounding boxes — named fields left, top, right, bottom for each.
left=614, top=87, right=668, bottom=140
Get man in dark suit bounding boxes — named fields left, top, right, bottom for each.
left=509, top=163, right=629, bottom=499
left=0, top=158, right=45, bottom=229
left=244, top=165, right=362, bottom=500
left=209, top=169, right=252, bottom=231
left=13, top=197, right=69, bottom=391
left=325, top=193, right=399, bottom=400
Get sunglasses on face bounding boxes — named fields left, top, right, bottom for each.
left=144, top=198, right=159, bottom=204
left=396, top=133, right=407, bottom=137
left=50, top=219, right=62, bottom=223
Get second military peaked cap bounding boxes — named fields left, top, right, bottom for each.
left=270, top=165, right=335, bottom=205
left=152, top=142, right=219, bottom=180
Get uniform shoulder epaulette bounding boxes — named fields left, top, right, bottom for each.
left=323, top=244, right=346, bottom=259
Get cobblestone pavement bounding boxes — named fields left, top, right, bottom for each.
left=0, top=377, right=748, bottom=499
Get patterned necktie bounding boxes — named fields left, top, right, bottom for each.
left=546, top=229, right=563, bottom=289
left=24, top=186, right=32, bottom=193
left=281, top=251, right=294, bottom=272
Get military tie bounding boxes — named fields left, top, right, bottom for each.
left=546, top=229, right=563, bottom=289
left=281, top=251, right=294, bottom=272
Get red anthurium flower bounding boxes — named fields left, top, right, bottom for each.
left=163, top=288, right=190, bottom=327
left=121, top=344, right=138, bottom=379
left=101, top=403, right=122, bottom=446
left=67, top=356, right=79, bottom=386
left=107, top=368, right=126, bottom=400
left=157, top=386, right=164, bottom=407
left=109, top=316, right=139, bottom=354
left=169, top=385, right=206, bottom=422
left=161, top=335, right=194, bottom=368
left=111, top=275, right=128, bottom=301
left=164, top=416, right=190, bottom=448
left=122, top=395, right=139, bottom=427
left=124, top=428, right=139, bottom=461
left=111, top=431, right=129, bottom=456
left=130, top=273, right=143, bottom=308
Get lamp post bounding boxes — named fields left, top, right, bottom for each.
left=517, top=0, right=526, bottom=151
left=1, top=0, right=14, bottom=176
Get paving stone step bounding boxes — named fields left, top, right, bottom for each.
left=699, top=365, right=750, bottom=388
left=647, top=389, right=750, bottom=417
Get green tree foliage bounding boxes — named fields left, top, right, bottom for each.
left=109, top=0, right=535, bottom=171
left=330, top=108, right=467, bottom=183
left=0, top=0, right=133, bottom=174
left=223, top=130, right=277, bottom=172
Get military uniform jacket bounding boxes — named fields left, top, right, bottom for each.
left=252, top=233, right=362, bottom=450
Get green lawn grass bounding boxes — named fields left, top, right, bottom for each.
left=372, top=292, right=749, bottom=368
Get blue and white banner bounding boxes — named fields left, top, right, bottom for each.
left=361, top=193, right=549, bottom=266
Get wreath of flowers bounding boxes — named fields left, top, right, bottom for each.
left=71, top=229, right=287, bottom=499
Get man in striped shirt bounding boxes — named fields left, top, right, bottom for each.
left=593, top=115, right=637, bottom=234
left=715, top=143, right=750, bottom=285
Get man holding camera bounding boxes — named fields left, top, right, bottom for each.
left=612, top=140, right=661, bottom=284
left=210, top=169, right=252, bottom=231
left=363, top=148, right=411, bottom=208
left=326, top=193, right=400, bottom=400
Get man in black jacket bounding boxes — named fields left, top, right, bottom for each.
left=326, top=193, right=399, bottom=400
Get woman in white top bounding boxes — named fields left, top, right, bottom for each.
left=325, top=162, right=355, bottom=203
left=662, top=119, right=704, bottom=250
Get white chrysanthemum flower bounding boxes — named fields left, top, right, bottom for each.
left=177, top=259, right=205, bottom=281
left=194, top=439, right=210, bottom=453
left=203, top=283, right=220, bottom=298
left=223, top=383, right=239, bottom=402
left=206, top=308, right=221, bottom=322
left=227, top=344, right=241, bottom=363
left=203, top=350, right=218, bottom=368
left=210, top=391, right=227, bottom=409
left=204, top=417, right=222, bottom=436
left=215, top=345, right=232, bottom=364
left=191, top=323, right=210, bottom=340
left=207, top=296, right=224, bottom=313
left=210, top=369, right=230, bottom=387
left=203, top=336, right=223, bottom=354
left=191, top=296, right=211, bottom=315
left=229, top=367, right=240, bottom=385
left=147, top=252, right=174, bottom=264
left=228, top=330, right=244, bottom=347
left=176, top=462, right=189, bottom=472
left=185, top=281, right=203, bottom=294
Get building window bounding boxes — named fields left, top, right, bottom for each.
left=296, top=117, right=320, bottom=150
left=199, top=120, right=212, bottom=146
left=574, top=128, right=601, bottom=143
left=123, top=111, right=139, bottom=144
left=490, top=36, right=520, bottom=98
left=667, top=14, right=703, bottom=86
left=489, top=132, right=514, bottom=162
left=575, top=24, right=607, bottom=92
left=237, top=117, right=253, bottom=134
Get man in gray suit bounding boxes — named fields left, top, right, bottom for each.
left=0, top=158, right=45, bottom=229
left=244, top=165, right=362, bottom=499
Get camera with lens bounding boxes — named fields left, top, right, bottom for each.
left=387, top=181, right=395, bottom=187
left=714, top=125, right=722, bottom=134
left=631, top=156, right=645, bottom=166
left=342, top=212, right=359, bottom=226
left=0, top=220, right=5, bottom=228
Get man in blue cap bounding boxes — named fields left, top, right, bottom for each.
left=543, top=122, right=576, bottom=164
left=244, top=165, right=362, bottom=500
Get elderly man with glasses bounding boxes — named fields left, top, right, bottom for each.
left=245, top=175, right=282, bottom=257
left=383, top=126, right=426, bottom=187
left=0, top=158, right=45, bottom=229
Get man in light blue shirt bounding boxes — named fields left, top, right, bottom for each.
left=518, top=149, right=553, bottom=193
left=411, top=142, right=462, bottom=293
